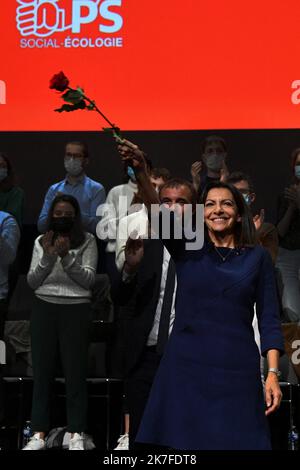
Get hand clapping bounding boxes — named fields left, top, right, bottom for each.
left=54, top=235, right=70, bottom=258
left=41, top=231, right=70, bottom=258
left=41, top=231, right=57, bottom=256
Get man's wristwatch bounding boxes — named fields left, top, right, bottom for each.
left=268, top=368, right=281, bottom=378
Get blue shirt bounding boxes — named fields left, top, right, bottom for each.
left=0, top=211, right=20, bottom=299
left=37, top=175, right=106, bottom=234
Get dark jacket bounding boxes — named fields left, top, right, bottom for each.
left=111, top=239, right=166, bottom=374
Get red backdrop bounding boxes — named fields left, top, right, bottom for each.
left=1, top=0, right=300, bottom=131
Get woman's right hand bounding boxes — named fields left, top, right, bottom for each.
left=41, top=231, right=57, bottom=256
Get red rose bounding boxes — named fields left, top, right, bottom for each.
left=49, top=71, right=69, bottom=92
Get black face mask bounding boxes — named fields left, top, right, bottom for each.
left=50, top=216, right=74, bottom=233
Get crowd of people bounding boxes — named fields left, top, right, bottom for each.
left=0, top=135, right=299, bottom=450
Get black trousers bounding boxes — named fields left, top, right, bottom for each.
left=126, top=347, right=161, bottom=451
left=30, top=297, right=90, bottom=433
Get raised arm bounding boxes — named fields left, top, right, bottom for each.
left=117, top=139, right=160, bottom=212
left=116, top=139, right=188, bottom=261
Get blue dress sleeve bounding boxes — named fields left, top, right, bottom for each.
left=255, top=249, right=284, bottom=356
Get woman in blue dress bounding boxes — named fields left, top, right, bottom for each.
left=117, top=139, right=284, bottom=450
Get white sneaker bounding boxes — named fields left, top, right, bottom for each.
left=62, top=432, right=71, bottom=449
left=69, top=433, right=85, bottom=451
left=114, top=433, right=129, bottom=450
left=22, top=433, right=46, bottom=450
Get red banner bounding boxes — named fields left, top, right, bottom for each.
left=1, top=1, right=300, bottom=131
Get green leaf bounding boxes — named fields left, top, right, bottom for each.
left=76, top=100, right=87, bottom=109
left=76, top=87, right=85, bottom=96
left=62, top=89, right=84, bottom=105
left=87, top=102, right=96, bottom=110
left=54, top=101, right=86, bottom=113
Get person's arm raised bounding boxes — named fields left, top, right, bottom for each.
left=117, top=139, right=160, bottom=212
left=117, top=138, right=186, bottom=261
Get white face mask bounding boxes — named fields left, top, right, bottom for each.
left=203, top=152, right=225, bottom=171
left=0, top=168, right=8, bottom=182
left=295, top=165, right=300, bottom=180
left=64, top=157, right=83, bottom=176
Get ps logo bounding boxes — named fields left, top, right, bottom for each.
left=16, top=0, right=123, bottom=37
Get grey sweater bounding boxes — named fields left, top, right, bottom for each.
left=27, top=233, right=98, bottom=304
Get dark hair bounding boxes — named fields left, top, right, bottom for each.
left=151, top=167, right=171, bottom=181
left=45, top=194, right=85, bottom=249
left=291, top=147, right=300, bottom=181
left=201, top=181, right=257, bottom=247
left=201, top=135, right=227, bottom=155
left=226, top=171, right=255, bottom=193
left=0, top=152, right=14, bottom=189
left=65, top=141, right=89, bottom=159
left=159, top=177, right=197, bottom=205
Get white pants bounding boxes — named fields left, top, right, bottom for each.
left=276, top=247, right=300, bottom=322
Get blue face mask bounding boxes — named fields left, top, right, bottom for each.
left=295, top=165, right=300, bottom=179
left=127, top=166, right=136, bottom=182
left=243, top=193, right=252, bottom=206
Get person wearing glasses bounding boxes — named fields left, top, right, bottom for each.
left=37, top=141, right=105, bottom=235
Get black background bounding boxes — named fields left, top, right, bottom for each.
left=1, top=129, right=300, bottom=224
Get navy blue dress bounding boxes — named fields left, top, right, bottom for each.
left=136, top=242, right=284, bottom=450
